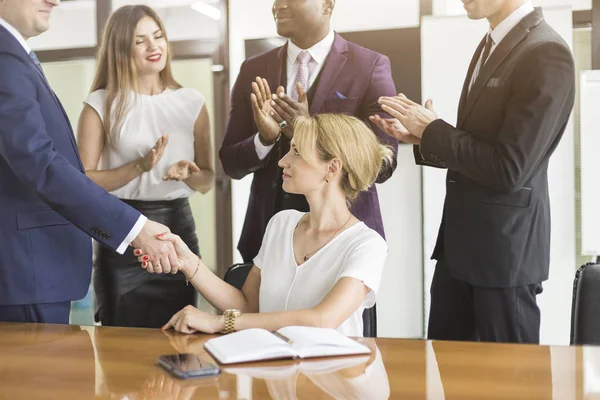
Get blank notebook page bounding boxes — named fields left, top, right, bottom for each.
left=205, top=329, right=296, bottom=363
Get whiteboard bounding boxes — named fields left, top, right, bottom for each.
left=580, top=70, right=600, bottom=255
left=421, top=7, right=576, bottom=345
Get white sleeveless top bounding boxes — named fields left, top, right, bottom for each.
left=84, top=88, right=205, bottom=200
left=254, top=210, right=388, bottom=337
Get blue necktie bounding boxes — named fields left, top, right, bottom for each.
left=28, top=50, right=49, bottom=86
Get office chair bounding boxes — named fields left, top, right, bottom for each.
left=570, top=263, right=600, bottom=345
left=223, top=262, right=377, bottom=337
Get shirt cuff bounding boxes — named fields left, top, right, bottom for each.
left=254, top=133, right=275, bottom=160
left=116, top=214, right=147, bottom=254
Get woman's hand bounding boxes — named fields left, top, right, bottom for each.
left=140, top=372, right=208, bottom=400
left=135, top=232, right=196, bottom=275
left=137, top=134, right=169, bottom=172
left=162, top=305, right=225, bottom=334
left=163, top=160, right=201, bottom=181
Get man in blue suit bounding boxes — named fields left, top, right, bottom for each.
left=0, top=0, right=180, bottom=324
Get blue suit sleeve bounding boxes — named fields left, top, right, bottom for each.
left=0, top=53, right=141, bottom=250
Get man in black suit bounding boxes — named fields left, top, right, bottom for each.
left=372, top=0, right=575, bottom=343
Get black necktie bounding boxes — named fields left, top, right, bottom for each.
left=28, top=50, right=49, bottom=85
left=480, top=34, right=494, bottom=67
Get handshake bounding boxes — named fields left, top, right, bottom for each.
left=130, top=220, right=195, bottom=275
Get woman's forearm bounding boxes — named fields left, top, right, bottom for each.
left=86, top=160, right=144, bottom=192
left=227, top=309, right=327, bottom=333
left=182, top=169, right=215, bottom=194
left=183, top=256, right=253, bottom=313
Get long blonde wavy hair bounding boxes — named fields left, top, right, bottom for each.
left=90, top=5, right=181, bottom=145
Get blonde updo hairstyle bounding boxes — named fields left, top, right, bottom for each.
left=293, top=114, right=393, bottom=202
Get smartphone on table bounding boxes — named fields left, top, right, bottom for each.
left=158, top=353, right=221, bottom=379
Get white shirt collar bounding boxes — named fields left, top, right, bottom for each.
left=287, top=29, right=335, bottom=65
left=489, top=1, right=534, bottom=46
left=0, top=17, right=31, bottom=54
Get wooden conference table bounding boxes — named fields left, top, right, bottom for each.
left=0, top=322, right=597, bottom=399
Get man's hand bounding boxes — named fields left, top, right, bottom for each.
left=163, top=160, right=200, bottom=181
left=269, top=83, right=310, bottom=139
left=250, top=77, right=281, bottom=144
left=369, top=114, right=420, bottom=145
left=131, top=220, right=179, bottom=274
left=378, top=94, right=438, bottom=139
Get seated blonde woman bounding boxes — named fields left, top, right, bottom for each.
left=136, top=114, right=392, bottom=336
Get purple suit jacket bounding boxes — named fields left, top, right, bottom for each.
left=220, top=33, right=398, bottom=262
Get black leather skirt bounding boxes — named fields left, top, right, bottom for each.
left=93, top=198, right=199, bottom=328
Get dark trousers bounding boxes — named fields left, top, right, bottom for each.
left=428, top=259, right=543, bottom=344
left=95, top=198, right=199, bottom=329
left=0, top=301, right=70, bottom=324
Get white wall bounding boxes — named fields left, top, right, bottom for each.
left=434, top=0, right=590, bottom=16
left=29, top=0, right=97, bottom=50
left=113, top=0, right=220, bottom=40
left=228, top=0, right=423, bottom=338
left=29, top=0, right=219, bottom=51
left=421, top=7, right=576, bottom=345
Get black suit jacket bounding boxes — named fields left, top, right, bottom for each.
left=416, top=9, right=575, bottom=287
left=220, top=33, right=398, bottom=262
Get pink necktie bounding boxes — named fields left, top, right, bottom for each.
left=292, top=51, right=312, bottom=101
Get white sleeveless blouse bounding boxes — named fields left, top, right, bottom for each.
left=84, top=88, right=205, bottom=200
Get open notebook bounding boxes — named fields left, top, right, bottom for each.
left=204, top=326, right=371, bottom=365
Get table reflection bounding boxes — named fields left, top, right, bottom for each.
left=223, top=338, right=390, bottom=400
left=0, top=323, right=95, bottom=397
left=1, top=323, right=596, bottom=399
left=428, top=340, right=553, bottom=399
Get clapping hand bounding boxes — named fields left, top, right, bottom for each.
left=369, top=114, right=420, bottom=145
left=138, top=134, right=169, bottom=172
left=163, top=160, right=200, bottom=181
left=377, top=94, right=438, bottom=139
left=250, top=77, right=281, bottom=144
left=269, top=83, right=310, bottom=139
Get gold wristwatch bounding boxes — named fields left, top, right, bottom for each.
left=223, top=309, right=241, bottom=334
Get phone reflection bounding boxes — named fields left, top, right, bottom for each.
left=223, top=338, right=390, bottom=400
left=94, top=329, right=227, bottom=400
left=0, top=324, right=95, bottom=397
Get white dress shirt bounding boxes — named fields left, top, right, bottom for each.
left=254, top=30, right=336, bottom=160
left=0, top=17, right=145, bottom=254
left=0, top=17, right=31, bottom=53
left=254, top=210, right=388, bottom=337
left=469, top=1, right=535, bottom=90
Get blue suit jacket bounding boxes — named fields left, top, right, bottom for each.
left=0, top=26, right=141, bottom=305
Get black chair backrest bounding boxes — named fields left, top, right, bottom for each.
left=223, top=262, right=254, bottom=291
left=223, top=262, right=377, bottom=337
left=571, top=263, right=600, bottom=345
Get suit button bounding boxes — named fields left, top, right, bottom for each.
left=272, top=181, right=277, bottom=189
left=284, top=194, right=289, bottom=200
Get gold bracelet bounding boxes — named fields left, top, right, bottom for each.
left=185, top=258, right=200, bottom=286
